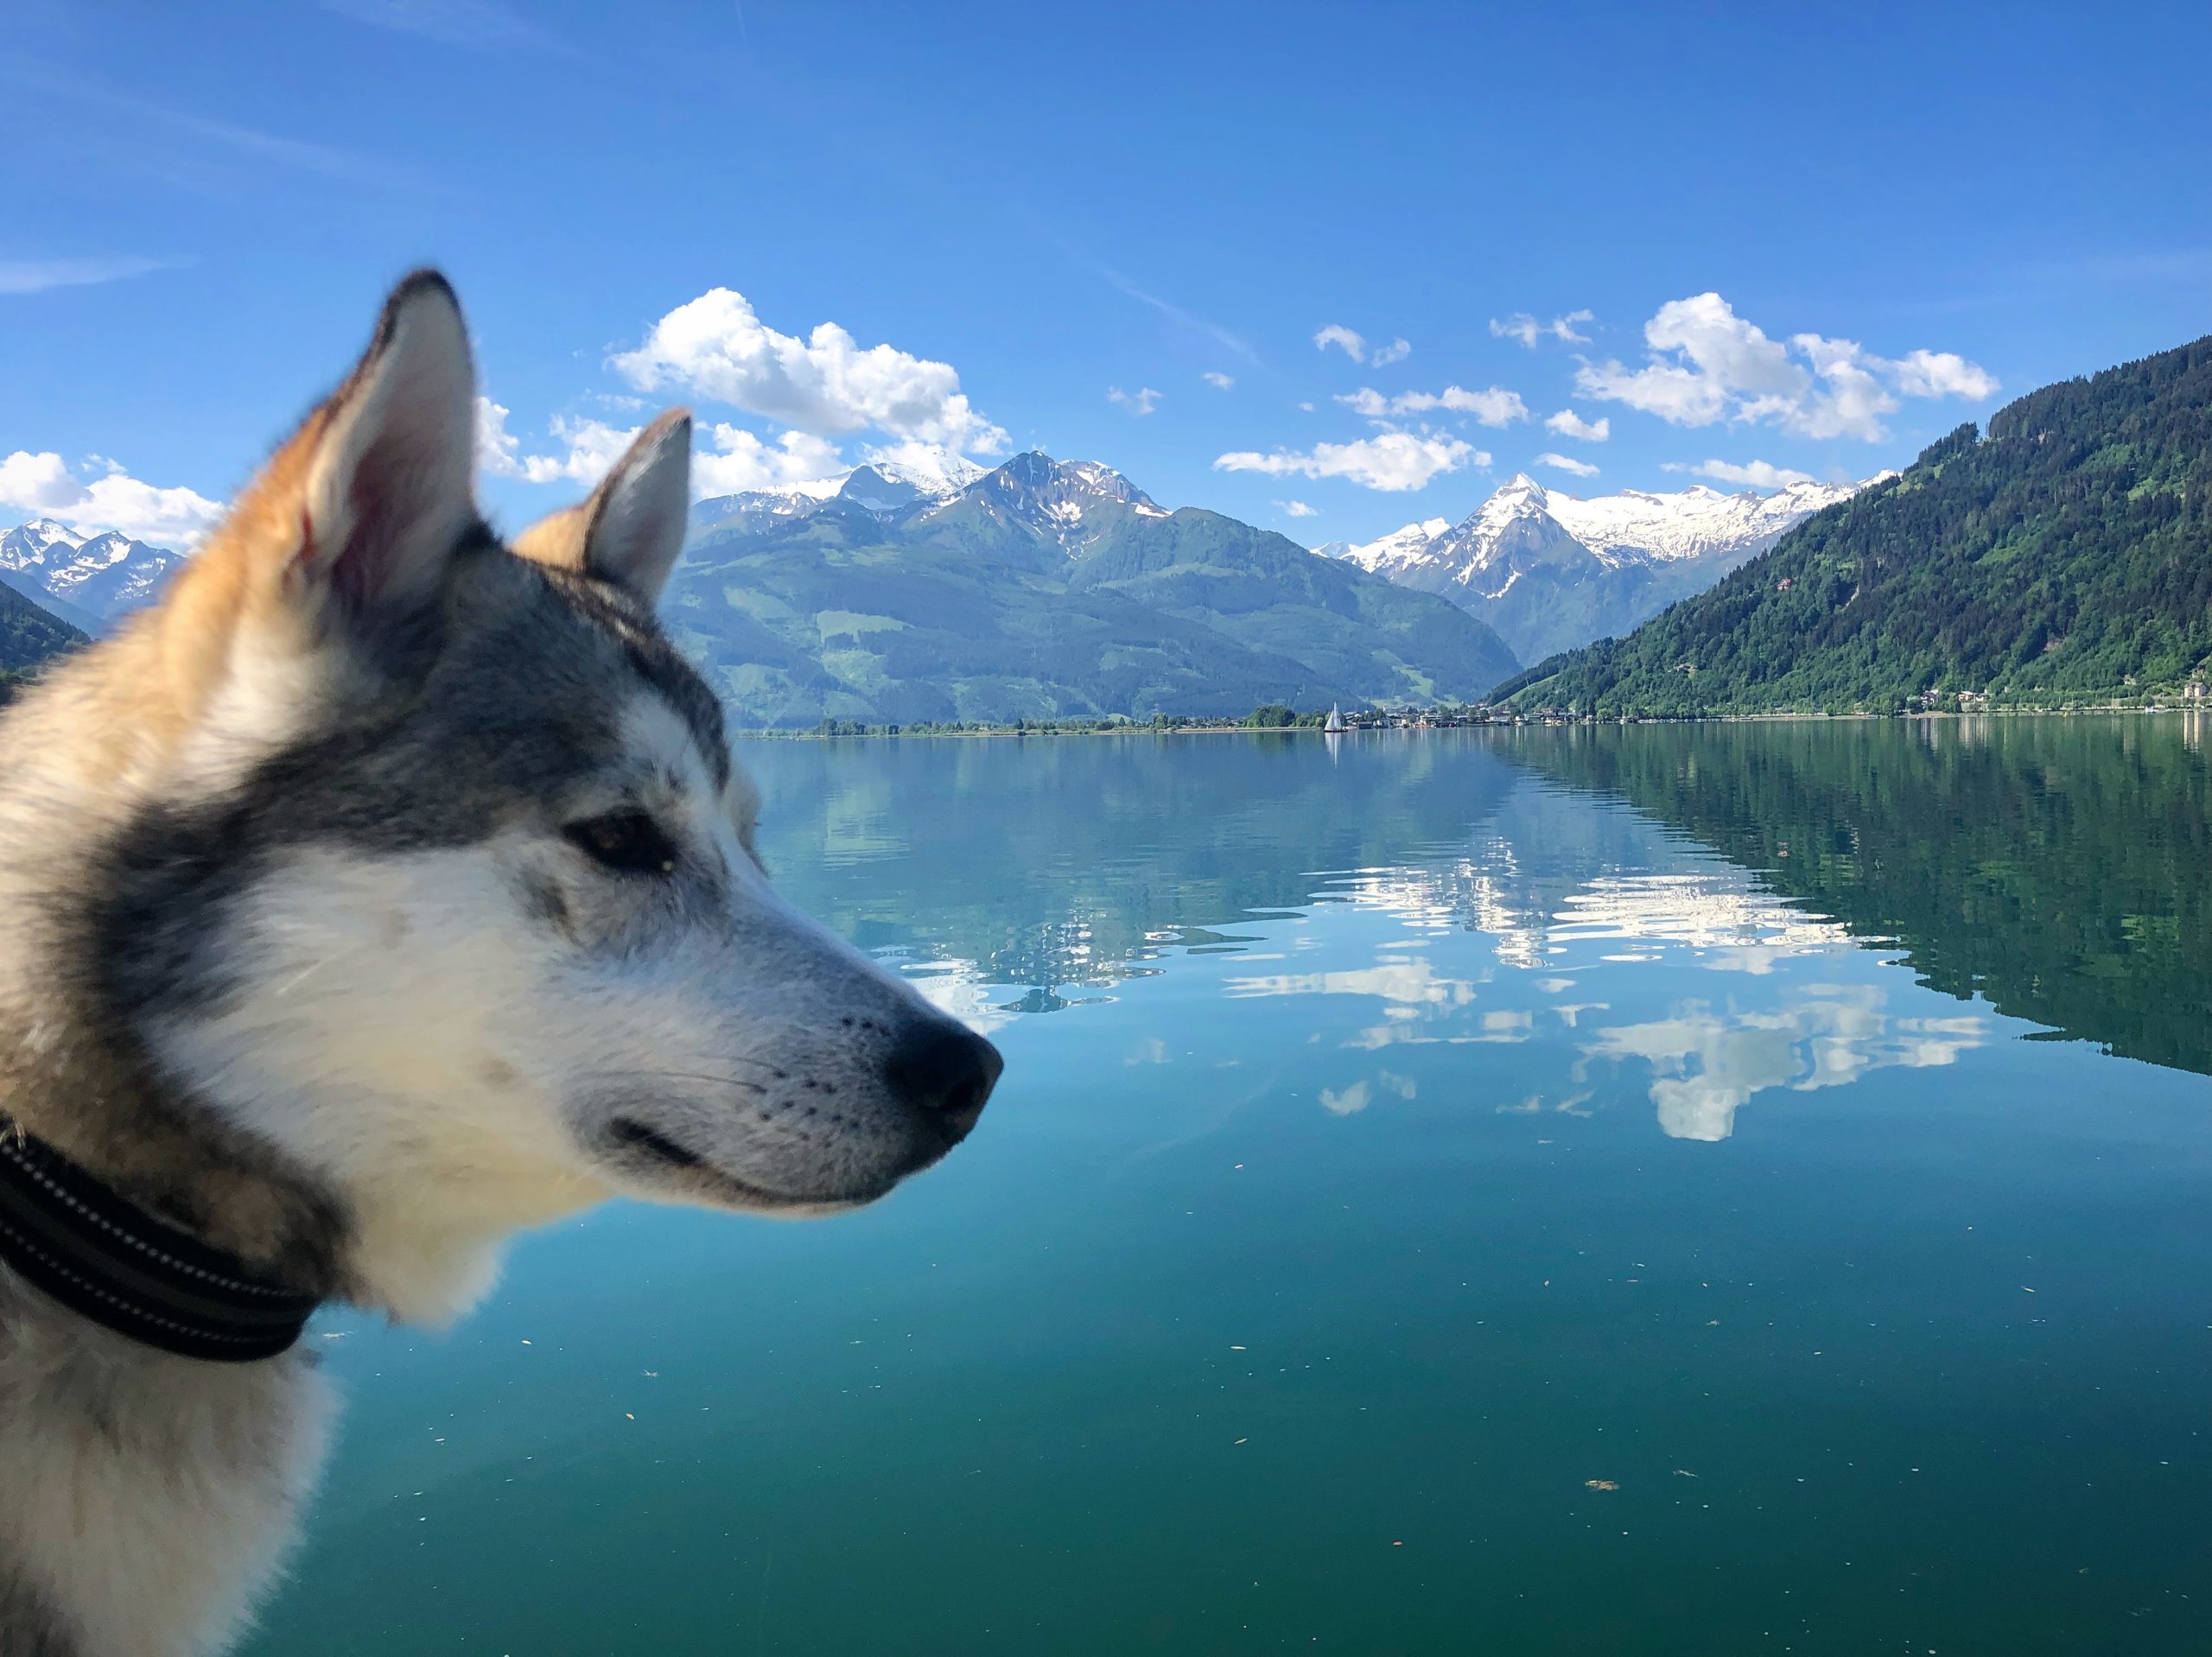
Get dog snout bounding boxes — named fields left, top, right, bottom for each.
left=883, top=1016, right=1002, bottom=1146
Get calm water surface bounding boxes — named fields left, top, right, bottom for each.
left=246, top=716, right=2212, bottom=1655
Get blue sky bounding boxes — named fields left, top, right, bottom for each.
left=4, top=0, right=2209, bottom=549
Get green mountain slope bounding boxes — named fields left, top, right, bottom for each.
left=668, top=456, right=1520, bottom=727
left=1501, top=719, right=2212, bottom=1077
left=1502, top=336, right=2212, bottom=715
left=0, top=580, right=87, bottom=702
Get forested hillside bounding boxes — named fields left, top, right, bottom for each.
left=1500, top=336, right=2212, bottom=714
left=0, top=581, right=86, bottom=704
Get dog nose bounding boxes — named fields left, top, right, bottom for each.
left=884, top=1018, right=1002, bottom=1144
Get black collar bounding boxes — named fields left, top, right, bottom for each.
left=0, top=1117, right=320, bottom=1362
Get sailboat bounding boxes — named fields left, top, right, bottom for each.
left=1324, top=703, right=1346, bottom=734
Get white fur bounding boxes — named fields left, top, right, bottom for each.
left=149, top=692, right=925, bottom=1324
left=0, top=1326, right=333, bottom=1657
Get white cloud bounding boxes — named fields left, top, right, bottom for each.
left=0, top=257, right=180, bottom=296
left=1544, top=408, right=1610, bottom=441
left=1666, top=457, right=1819, bottom=488
left=484, top=401, right=843, bottom=498
left=1313, top=325, right=1408, bottom=366
left=1108, top=385, right=1160, bottom=416
left=612, top=288, right=1007, bottom=455
left=695, top=425, right=844, bottom=496
left=475, top=396, right=531, bottom=479
left=1534, top=451, right=1599, bottom=479
left=1339, top=384, right=1528, bottom=427
left=1215, top=432, right=1483, bottom=492
left=1274, top=498, right=1319, bottom=517
left=1313, top=323, right=1367, bottom=361
left=1202, top=371, right=1236, bottom=390
left=1574, top=293, right=1998, bottom=441
left=478, top=400, right=641, bottom=486
left=1889, top=347, right=2000, bottom=400
left=1490, top=309, right=1593, bottom=348
left=0, top=449, right=224, bottom=547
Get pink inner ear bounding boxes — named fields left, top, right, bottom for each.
left=324, top=424, right=448, bottom=619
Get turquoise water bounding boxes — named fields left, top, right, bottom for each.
left=245, top=718, right=2212, bottom=1654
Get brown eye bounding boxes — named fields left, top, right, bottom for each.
left=563, top=811, right=678, bottom=876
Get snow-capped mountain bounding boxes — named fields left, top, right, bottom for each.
left=1334, top=473, right=1872, bottom=664
left=917, top=451, right=1169, bottom=556
left=691, top=448, right=988, bottom=534
left=0, top=519, right=185, bottom=632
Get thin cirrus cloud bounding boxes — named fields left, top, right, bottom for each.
left=1215, top=432, right=1484, bottom=492
left=1339, top=384, right=1528, bottom=428
left=1533, top=451, right=1599, bottom=479
left=611, top=287, right=1008, bottom=457
left=1108, top=385, right=1160, bottom=416
left=0, top=449, right=225, bottom=546
left=317, top=0, right=569, bottom=52
left=16, top=61, right=442, bottom=195
left=1313, top=325, right=1410, bottom=366
left=1490, top=310, right=1593, bottom=348
left=1544, top=408, right=1610, bottom=441
left=0, top=257, right=186, bottom=296
left=1574, top=292, right=1998, bottom=441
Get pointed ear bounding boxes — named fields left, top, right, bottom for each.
left=512, top=409, right=692, bottom=605
left=293, top=271, right=478, bottom=625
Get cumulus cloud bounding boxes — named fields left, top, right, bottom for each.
left=1889, top=348, right=2001, bottom=400
left=1575, top=293, right=1998, bottom=441
left=1313, top=323, right=1367, bottom=360
left=482, top=399, right=845, bottom=498
left=1666, top=458, right=1818, bottom=488
left=1544, top=408, right=1610, bottom=441
left=1108, top=385, right=1160, bottom=416
left=1215, top=432, right=1483, bottom=492
left=1313, top=325, right=1409, bottom=366
left=1202, top=371, right=1236, bottom=390
left=475, top=396, right=532, bottom=479
left=1534, top=451, right=1599, bottom=479
left=0, top=449, right=224, bottom=546
left=476, top=404, right=644, bottom=487
left=1491, top=309, right=1593, bottom=348
left=695, top=425, right=844, bottom=496
left=612, top=288, right=1007, bottom=455
left=1274, top=498, right=1319, bottom=517
left=1338, top=384, right=1528, bottom=427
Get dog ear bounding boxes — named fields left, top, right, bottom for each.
left=256, top=270, right=479, bottom=636
left=512, top=409, right=692, bottom=605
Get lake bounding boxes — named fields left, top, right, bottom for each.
left=243, top=715, right=2212, bottom=1655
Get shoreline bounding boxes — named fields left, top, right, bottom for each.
left=733, top=705, right=2209, bottom=740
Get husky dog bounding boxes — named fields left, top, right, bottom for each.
left=0, top=272, right=1001, bottom=1656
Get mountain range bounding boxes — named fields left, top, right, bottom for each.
left=1323, top=473, right=1869, bottom=664
left=0, top=518, right=183, bottom=633
left=1499, top=335, right=2212, bottom=714
left=665, top=450, right=1522, bottom=727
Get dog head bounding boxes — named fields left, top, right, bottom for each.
left=99, top=273, right=999, bottom=1318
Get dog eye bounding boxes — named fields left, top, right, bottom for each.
left=563, top=811, right=678, bottom=877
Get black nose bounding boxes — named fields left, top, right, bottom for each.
left=884, top=1018, right=1002, bottom=1144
